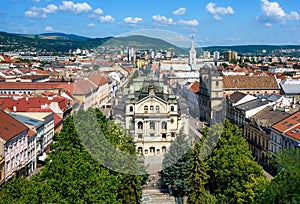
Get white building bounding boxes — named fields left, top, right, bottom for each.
left=0, top=110, right=28, bottom=181
left=115, top=74, right=190, bottom=156
left=213, top=51, right=220, bottom=60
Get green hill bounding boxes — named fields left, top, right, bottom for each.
left=100, top=35, right=188, bottom=54
left=1, top=31, right=300, bottom=56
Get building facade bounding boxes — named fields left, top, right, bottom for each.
left=124, top=77, right=189, bottom=156
left=199, top=64, right=224, bottom=125
left=0, top=110, right=28, bottom=181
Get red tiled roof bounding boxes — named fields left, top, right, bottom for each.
left=28, top=129, right=36, bottom=138
left=124, top=67, right=133, bottom=73
left=189, top=81, right=200, bottom=93
left=0, top=109, right=28, bottom=141
left=285, top=124, right=300, bottom=142
left=223, top=75, right=279, bottom=90
left=73, top=78, right=97, bottom=95
left=0, top=82, right=61, bottom=90
left=1, top=96, right=69, bottom=112
left=272, top=112, right=300, bottom=134
left=88, top=74, right=109, bottom=87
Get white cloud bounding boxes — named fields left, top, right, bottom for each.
left=256, top=0, right=300, bottom=26
left=25, top=1, right=93, bottom=18
left=44, top=26, right=55, bottom=31
left=94, top=8, right=103, bottom=15
left=124, top=17, right=143, bottom=24
left=173, top=7, right=186, bottom=15
left=59, top=1, right=92, bottom=14
left=39, top=4, right=59, bottom=14
left=24, top=10, right=46, bottom=18
left=177, top=19, right=199, bottom=26
left=206, top=2, right=234, bottom=20
left=152, top=15, right=174, bottom=25
left=87, top=23, right=96, bottom=27
left=99, top=15, right=115, bottom=22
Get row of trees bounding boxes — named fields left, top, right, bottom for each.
left=0, top=108, right=146, bottom=203
left=162, top=120, right=300, bottom=204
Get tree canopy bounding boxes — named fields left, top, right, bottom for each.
left=0, top=108, right=146, bottom=204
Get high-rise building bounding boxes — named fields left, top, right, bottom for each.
left=213, top=51, right=220, bottom=60
left=203, top=51, right=211, bottom=59
left=224, top=51, right=237, bottom=62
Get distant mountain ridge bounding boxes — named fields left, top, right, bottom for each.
left=24, top=32, right=91, bottom=41
left=0, top=31, right=300, bottom=55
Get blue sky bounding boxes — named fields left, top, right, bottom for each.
left=1, top=0, right=300, bottom=47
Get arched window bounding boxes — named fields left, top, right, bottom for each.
left=150, top=147, right=155, bottom=153
left=137, top=147, right=143, bottom=154
left=156, top=105, right=160, bottom=112
left=162, top=146, right=167, bottom=153
left=129, top=106, right=133, bottom=112
left=161, top=122, right=167, bottom=129
left=171, top=105, right=174, bottom=111
left=138, top=122, right=143, bottom=130
left=150, top=121, right=155, bottom=130
left=144, top=106, right=148, bottom=112
left=150, top=106, right=154, bottom=111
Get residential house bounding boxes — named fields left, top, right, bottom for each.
left=0, top=110, right=28, bottom=181
left=231, top=98, right=274, bottom=127
left=243, top=106, right=291, bottom=163
left=226, top=91, right=257, bottom=123
left=271, top=111, right=300, bottom=155
left=8, top=113, right=44, bottom=175
left=11, top=112, right=54, bottom=153
left=88, top=73, right=111, bottom=108
left=73, top=78, right=98, bottom=111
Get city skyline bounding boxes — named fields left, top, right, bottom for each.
left=1, top=0, right=300, bottom=47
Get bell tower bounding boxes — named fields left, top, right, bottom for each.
left=189, top=36, right=197, bottom=68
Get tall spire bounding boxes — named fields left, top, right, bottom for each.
left=189, top=36, right=197, bottom=67
left=190, top=35, right=196, bottom=52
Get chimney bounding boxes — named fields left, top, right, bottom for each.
left=13, top=106, right=17, bottom=112
left=272, top=104, right=276, bottom=111
left=26, top=96, right=29, bottom=101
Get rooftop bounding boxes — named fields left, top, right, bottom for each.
left=252, top=106, right=291, bottom=127
left=236, top=98, right=270, bottom=111
left=223, top=75, right=279, bottom=90
left=0, top=109, right=28, bottom=141
left=285, top=124, right=300, bottom=142
left=272, top=111, right=300, bottom=134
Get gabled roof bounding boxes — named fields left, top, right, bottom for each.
left=88, top=74, right=109, bottom=86
left=73, top=78, right=97, bottom=95
left=0, top=110, right=28, bottom=141
left=229, top=91, right=247, bottom=103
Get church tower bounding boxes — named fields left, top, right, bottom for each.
left=189, top=36, right=197, bottom=67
